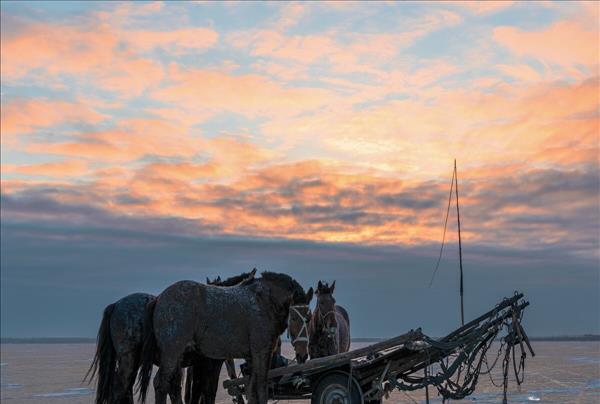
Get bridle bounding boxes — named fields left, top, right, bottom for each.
left=318, top=308, right=338, bottom=337
left=287, top=304, right=311, bottom=346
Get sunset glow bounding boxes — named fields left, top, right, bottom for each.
left=1, top=1, right=598, bottom=254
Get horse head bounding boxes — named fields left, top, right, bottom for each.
left=315, top=280, right=338, bottom=340
left=287, top=286, right=313, bottom=363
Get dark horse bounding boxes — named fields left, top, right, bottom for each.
left=85, top=269, right=256, bottom=404
left=308, top=281, right=350, bottom=359
left=184, top=269, right=257, bottom=404
left=138, top=272, right=308, bottom=404
left=85, top=292, right=155, bottom=404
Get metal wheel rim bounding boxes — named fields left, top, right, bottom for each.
left=320, top=383, right=350, bottom=404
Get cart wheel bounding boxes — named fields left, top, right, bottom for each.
left=311, top=372, right=362, bottom=404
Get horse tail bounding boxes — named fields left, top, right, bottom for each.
left=184, top=367, right=193, bottom=404
left=84, top=303, right=116, bottom=404
left=137, top=299, right=157, bottom=403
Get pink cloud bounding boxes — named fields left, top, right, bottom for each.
left=450, top=1, right=515, bottom=15
left=494, top=20, right=599, bottom=68
left=3, top=160, right=89, bottom=178
left=27, top=118, right=202, bottom=162
left=1, top=98, right=105, bottom=140
left=1, top=16, right=217, bottom=97
left=153, top=66, right=336, bottom=118
left=497, top=63, right=542, bottom=82
left=123, top=28, right=218, bottom=54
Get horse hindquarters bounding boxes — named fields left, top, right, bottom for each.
left=85, top=303, right=116, bottom=404
left=137, top=299, right=157, bottom=403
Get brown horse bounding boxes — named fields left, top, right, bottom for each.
left=286, top=286, right=314, bottom=363
left=137, top=272, right=308, bottom=404
left=308, top=281, right=350, bottom=359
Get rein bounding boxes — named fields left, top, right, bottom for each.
left=319, top=309, right=337, bottom=323
left=317, top=307, right=339, bottom=339
left=287, top=305, right=311, bottom=346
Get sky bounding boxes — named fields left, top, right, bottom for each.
left=1, top=1, right=598, bottom=338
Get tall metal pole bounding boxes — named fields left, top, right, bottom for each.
left=454, top=159, right=465, bottom=326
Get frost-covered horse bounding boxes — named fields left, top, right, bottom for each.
left=85, top=293, right=156, bottom=404
left=138, top=272, right=308, bottom=404
left=85, top=269, right=256, bottom=404
left=309, top=281, right=350, bottom=359
left=184, top=269, right=257, bottom=404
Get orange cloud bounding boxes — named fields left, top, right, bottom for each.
left=260, top=77, right=599, bottom=178
left=153, top=66, right=336, bottom=118
left=27, top=118, right=202, bottom=162
left=1, top=16, right=217, bottom=97
left=3, top=160, right=89, bottom=178
left=123, top=28, right=218, bottom=54
left=497, top=63, right=542, bottom=82
left=228, top=9, right=461, bottom=73
left=494, top=19, right=599, bottom=69
left=1, top=98, right=105, bottom=140
left=97, top=58, right=164, bottom=98
left=450, top=1, right=515, bottom=14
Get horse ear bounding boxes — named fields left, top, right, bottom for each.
left=331, top=280, right=335, bottom=293
left=250, top=267, right=257, bottom=277
left=317, top=280, right=323, bottom=291
left=306, top=287, right=314, bottom=303
left=206, top=277, right=210, bottom=284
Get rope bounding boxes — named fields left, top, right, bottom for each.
left=429, top=167, right=455, bottom=287
left=388, top=303, right=529, bottom=403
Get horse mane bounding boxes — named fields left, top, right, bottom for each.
left=211, top=268, right=257, bottom=287
left=261, top=271, right=307, bottom=303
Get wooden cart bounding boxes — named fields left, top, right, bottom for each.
left=223, top=293, right=534, bottom=404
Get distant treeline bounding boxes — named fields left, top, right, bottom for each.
left=1, top=335, right=598, bottom=344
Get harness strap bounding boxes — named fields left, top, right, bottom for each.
left=288, top=305, right=311, bottom=346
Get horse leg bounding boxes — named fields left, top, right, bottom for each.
left=184, top=367, right=193, bottom=404
left=110, top=353, right=135, bottom=404
left=122, top=353, right=139, bottom=404
left=168, top=367, right=184, bottom=404
left=245, top=358, right=257, bottom=404
left=154, top=361, right=177, bottom=404
left=251, top=349, right=272, bottom=404
left=190, top=364, right=204, bottom=404
left=202, top=359, right=223, bottom=404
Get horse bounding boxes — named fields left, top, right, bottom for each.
left=308, top=281, right=350, bottom=359
left=85, top=269, right=256, bottom=404
left=137, top=272, right=308, bottom=404
left=184, top=269, right=257, bottom=404
left=286, top=286, right=314, bottom=363
left=85, top=292, right=155, bottom=404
